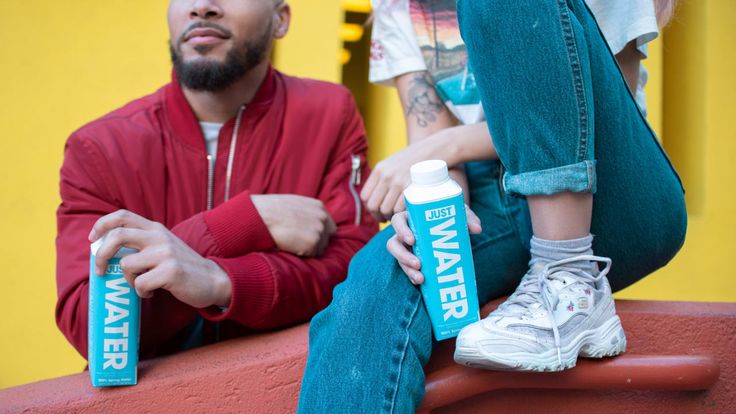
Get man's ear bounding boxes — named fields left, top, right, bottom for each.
left=273, top=2, right=291, bottom=39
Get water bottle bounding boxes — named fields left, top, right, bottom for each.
left=404, top=160, right=480, bottom=341
left=89, top=238, right=140, bottom=386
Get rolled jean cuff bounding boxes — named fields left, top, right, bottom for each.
left=503, top=160, right=597, bottom=196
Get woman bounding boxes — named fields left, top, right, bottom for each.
left=298, top=0, right=683, bottom=411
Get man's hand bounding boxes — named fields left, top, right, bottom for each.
left=360, top=141, right=434, bottom=222
left=251, top=194, right=337, bottom=257
left=89, top=210, right=232, bottom=308
left=387, top=206, right=482, bottom=285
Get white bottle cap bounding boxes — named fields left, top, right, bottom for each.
left=410, top=160, right=450, bottom=186
left=91, top=238, right=104, bottom=255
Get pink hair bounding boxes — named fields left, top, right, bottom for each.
left=654, top=0, right=677, bottom=27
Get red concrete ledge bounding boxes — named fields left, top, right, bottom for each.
left=420, top=355, right=720, bottom=413
left=423, top=300, right=735, bottom=413
left=0, top=324, right=311, bottom=413
left=1, top=300, right=734, bottom=414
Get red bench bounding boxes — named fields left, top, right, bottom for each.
left=1, top=300, right=733, bottom=413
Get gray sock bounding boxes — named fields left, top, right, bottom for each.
left=530, top=234, right=595, bottom=272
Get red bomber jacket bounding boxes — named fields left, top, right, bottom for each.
left=56, top=67, right=378, bottom=359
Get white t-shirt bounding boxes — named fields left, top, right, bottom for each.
left=369, top=0, right=425, bottom=87
left=369, top=0, right=658, bottom=116
left=199, top=122, right=223, bottom=161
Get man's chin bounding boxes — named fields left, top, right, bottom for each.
left=184, top=45, right=227, bottom=57
left=181, top=53, right=227, bottom=66
left=177, top=42, right=228, bottom=59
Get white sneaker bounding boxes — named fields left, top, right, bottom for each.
left=454, top=255, right=626, bottom=372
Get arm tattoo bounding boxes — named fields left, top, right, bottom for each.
left=405, top=72, right=444, bottom=128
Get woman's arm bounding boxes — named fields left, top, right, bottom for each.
left=396, top=71, right=458, bottom=141
left=615, top=40, right=643, bottom=93
left=361, top=71, right=502, bottom=221
left=425, top=122, right=497, bottom=166
left=396, top=71, right=498, bottom=165
left=361, top=71, right=468, bottom=221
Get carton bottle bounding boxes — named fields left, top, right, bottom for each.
left=404, top=160, right=480, bottom=340
left=89, top=238, right=140, bottom=386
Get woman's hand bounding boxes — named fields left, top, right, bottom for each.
left=361, top=131, right=470, bottom=222
left=360, top=140, right=437, bottom=222
left=387, top=206, right=482, bottom=285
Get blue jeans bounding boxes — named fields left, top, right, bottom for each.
left=298, top=0, right=687, bottom=412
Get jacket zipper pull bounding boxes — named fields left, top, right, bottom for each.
left=351, top=154, right=362, bottom=186
left=349, top=154, right=363, bottom=226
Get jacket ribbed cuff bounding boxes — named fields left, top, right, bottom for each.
left=203, top=191, right=275, bottom=257
left=199, top=254, right=274, bottom=324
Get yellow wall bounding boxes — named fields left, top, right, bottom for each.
left=0, top=1, right=173, bottom=389
left=273, top=0, right=343, bottom=82
left=616, top=0, right=736, bottom=301
left=0, top=0, right=734, bottom=389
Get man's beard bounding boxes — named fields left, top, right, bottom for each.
left=170, top=23, right=271, bottom=92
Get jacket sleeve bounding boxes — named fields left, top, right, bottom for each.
left=169, top=191, right=276, bottom=259
left=55, top=135, right=197, bottom=359
left=198, top=93, right=379, bottom=328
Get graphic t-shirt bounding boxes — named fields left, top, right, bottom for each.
left=370, top=0, right=484, bottom=125
left=370, top=0, right=658, bottom=118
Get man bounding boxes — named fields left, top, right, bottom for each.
left=56, top=0, right=377, bottom=359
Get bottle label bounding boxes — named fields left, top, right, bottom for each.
left=406, top=193, right=480, bottom=340
left=89, top=255, right=140, bottom=387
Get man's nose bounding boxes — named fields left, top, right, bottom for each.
left=190, top=0, right=223, bottom=19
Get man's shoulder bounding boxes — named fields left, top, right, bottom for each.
left=69, top=86, right=168, bottom=147
left=278, top=72, right=355, bottom=109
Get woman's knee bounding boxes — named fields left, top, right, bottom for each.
left=347, top=227, right=397, bottom=284
left=657, top=191, right=688, bottom=266
left=644, top=185, right=688, bottom=270
left=603, top=190, right=687, bottom=291
left=318, top=230, right=408, bottom=321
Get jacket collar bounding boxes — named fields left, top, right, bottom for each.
left=164, top=65, right=277, bottom=151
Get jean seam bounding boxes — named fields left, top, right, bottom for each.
left=586, top=160, right=595, bottom=192
left=382, top=288, right=423, bottom=413
left=557, top=0, right=590, bottom=163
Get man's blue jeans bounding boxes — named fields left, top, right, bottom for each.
left=298, top=0, right=686, bottom=412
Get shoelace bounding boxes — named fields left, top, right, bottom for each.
left=497, top=255, right=612, bottom=367
left=540, top=255, right=612, bottom=366
left=494, top=255, right=549, bottom=315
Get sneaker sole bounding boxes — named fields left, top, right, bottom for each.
left=454, top=315, right=627, bottom=372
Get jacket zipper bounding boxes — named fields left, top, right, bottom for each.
left=206, top=105, right=245, bottom=209
left=205, top=105, right=245, bottom=343
left=224, top=105, right=246, bottom=202
left=349, top=154, right=362, bottom=225
left=204, top=152, right=217, bottom=342
left=206, top=154, right=215, bottom=210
